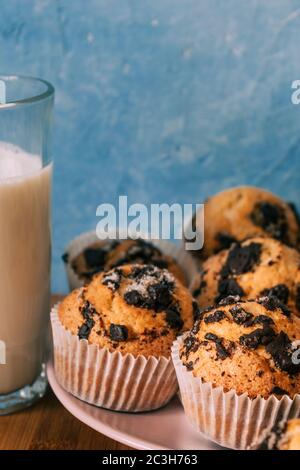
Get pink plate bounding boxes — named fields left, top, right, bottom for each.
left=47, top=361, right=223, bottom=450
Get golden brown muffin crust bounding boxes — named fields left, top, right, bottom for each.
left=190, top=186, right=300, bottom=260
left=67, top=238, right=186, bottom=285
left=180, top=298, right=300, bottom=399
left=59, top=264, right=194, bottom=358
left=192, top=236, right=300, bottom=316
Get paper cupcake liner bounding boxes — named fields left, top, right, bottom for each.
left=63, top=229, right=198, bottom=291
left=171, top=335, right=300, bottom=450
left=51, top=304, right=178, bottom=412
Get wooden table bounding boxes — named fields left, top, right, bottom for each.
left=0, top=295, right=131, bottom=450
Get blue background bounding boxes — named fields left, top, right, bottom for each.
left=0, top=0, right=300, bottom=292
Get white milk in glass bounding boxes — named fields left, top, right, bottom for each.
left=0, top=142, right=51, bottom=394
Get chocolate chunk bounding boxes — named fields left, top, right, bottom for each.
left=296, top=285, right=300, bottom=312
left=124, top=239, right=163, bottom=265
left=216, top=278, right=244, bottom=302
left=109, top=324, right=128, bottom=341
left=205, top=333, right=220, bottom=342
left=215, top=232, right=237, bottom=250
left=124, top=289, right=144, bottom=307
left=79, top=301, right=98, bottom=339
left=204, top=333, right=231, bottom=360
left=230, top=306, right=253, bottom=325
left=147, top=282, right=173, bottom=311
left=81, top=300, right=96, bottom=320
left=215, top=343, right=231, bottom=360
left=251, top=201, right=280, bottom=226
left=183, top=335, right=200, bottom=355
left=218, top=295, right=241, bottom=306
left=271, top=386, right=288, bottom=396
left=260, top=284, right=290, bottom=304
left=102, top=268, right=122, bottom=291
left=165, top=307, right=183, bottom=329
left=204, top=309, right=226, bottom=324
left=239, top=327, right=275, bottom=350
left=129, top=265, right=156, bottom=280
left=125, top=266, right=175, bottom=312
left=191, top=319, right=201, bottom=335
left=266, top=331, right=300, bottom=375
left=84, top=247, right=106, bottom=269
left=62, top=252, right=69, bottom=263
left=221, top=242, right=262, bottom=277
left=250, top=201, right=288, bottom=242
left=252, top=315, right=275, bottom=326
left=78, top=317, right=95, bottom=340
left=185, top=361, right=194, bottom=371
left=230, top=309, right=274, bottom=328
left=258, top=296, right=291, bottom=317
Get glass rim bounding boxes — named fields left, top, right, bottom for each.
left=0, top=75, right=54, bottom=109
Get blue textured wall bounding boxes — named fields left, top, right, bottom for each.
left=1, top=0, right=300, bottom=292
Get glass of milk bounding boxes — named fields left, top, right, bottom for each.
left=0, top=76, right=54, bottom=414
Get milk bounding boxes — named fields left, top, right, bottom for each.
left=0, top=142, right=51, bottom=394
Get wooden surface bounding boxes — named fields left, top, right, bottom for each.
left=0, top=295, right=131, bottom=450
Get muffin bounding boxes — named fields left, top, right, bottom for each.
left=180, top=297, right=300, bottom=398
left=172, top=298, right=300, bottom=449
left=252, top=419, right=300, bottom=450
left=192, top=236, right=300, bottom=316
left=52, top=264, right=194, bottom=411
left=188, top=186, right=300, bottom=260
left=63, top=236, right=187, bottom=286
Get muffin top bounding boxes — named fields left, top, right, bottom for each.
left=192, top=236, right=300, bottom=316
left=59, top=264, right=194, bottom=358
left=179, top=297, right=300, bottom=399
left=189, top=186, right=300, bottom=260
left=65, top=238, right=186, bottom=285
left=253, top=419, right=300, bottom=450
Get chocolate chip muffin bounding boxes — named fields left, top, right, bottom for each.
left=192, top=237, right=300, bottom=316
left=65, top=238, right=186, bottom=285
left=58, top=264, right=194, bottom=357
left=179, top=297, right=300, bottom=399
left=52, top=264, right=195, bottom=411
left=189, top=186, right=300, bottom=260
left=252, top=419, right=300, bottom=450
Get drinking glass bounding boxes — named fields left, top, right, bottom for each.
left=0, top=75, right=54, bottom=414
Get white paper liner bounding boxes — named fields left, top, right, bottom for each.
left=63, top=229, right=198, bottom=291
left=172, top=335, right=300, bottom=450
left=51, top=304, right=178, bottom=412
